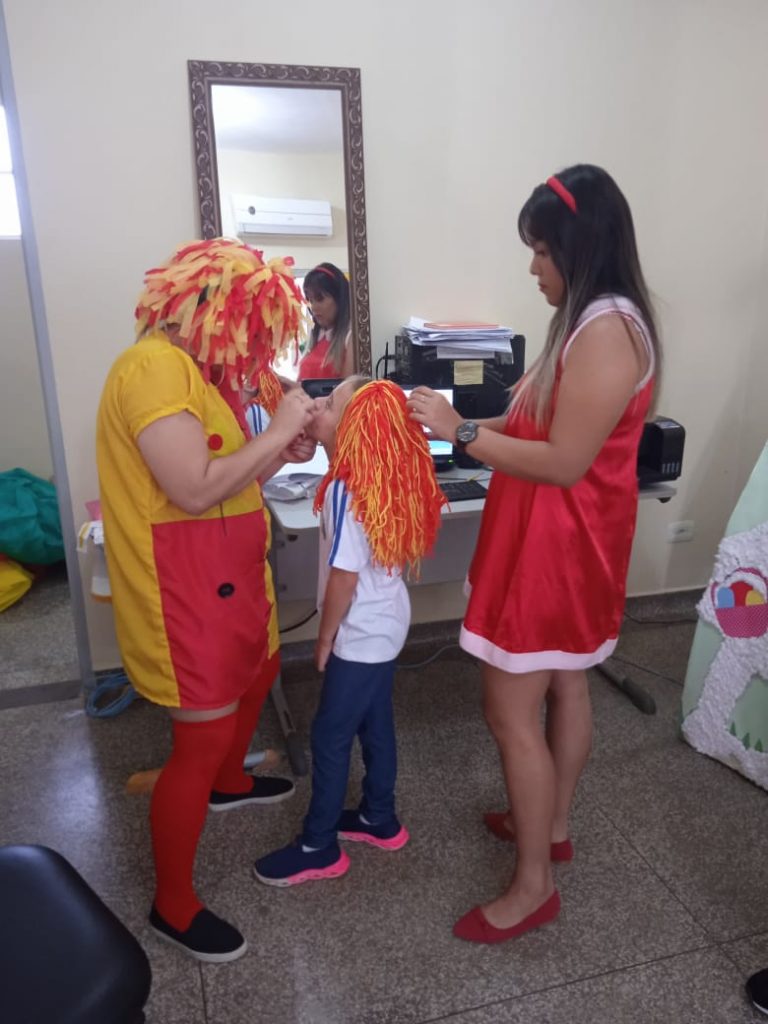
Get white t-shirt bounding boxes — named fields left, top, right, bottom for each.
left=245, top=403, right=271, bottom=437
left=317, top=478, right=410, bottom=663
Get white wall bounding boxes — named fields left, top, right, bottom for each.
left=218, top=148, right=348, bottom=270
left=0, top=238, right=51, bottom=478
left=3, top=0, right=768, bottom=666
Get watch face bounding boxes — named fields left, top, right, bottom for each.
left=456, top=421, right=479, bottom=445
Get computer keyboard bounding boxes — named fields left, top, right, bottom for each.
left=438, top=479, right=488, bottom=502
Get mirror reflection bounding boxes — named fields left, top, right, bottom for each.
left=211, top=84, right=352, bottom=380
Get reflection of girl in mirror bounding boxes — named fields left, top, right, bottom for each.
left=298, top=262, right=354, bottom=380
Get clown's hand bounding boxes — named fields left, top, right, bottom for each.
left=270, top=386, right=317, bottom=441
left=281, top=432, right=317, bottom=464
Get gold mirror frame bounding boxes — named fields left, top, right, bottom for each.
left=188, top=60, right=371, bottom=374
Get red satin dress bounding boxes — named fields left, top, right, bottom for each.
left=298, top=335, right=340, bottom=380
left=460, top=296, right=655, bottom=673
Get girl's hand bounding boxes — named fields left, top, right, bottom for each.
left=315, top=635, right=334, bottom=672
left=406, top=386, right=463, bottom=442
left=281, top=432, right=317, bottom=464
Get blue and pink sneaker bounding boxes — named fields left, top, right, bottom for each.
left=337, top=810, right=409, bottom=850
left=253, top=840, right=350, bottom=887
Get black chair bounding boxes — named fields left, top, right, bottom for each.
left=0, top=845, right=152, bottom=1024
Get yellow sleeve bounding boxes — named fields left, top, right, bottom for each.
left=120, top=346, right=203, bottom=439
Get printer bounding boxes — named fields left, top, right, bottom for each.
left=638, top=417, right=685, bottom=485
left=393, top=331, right=526, bottom=468
left=394, top=332, right=684, bottom=482
left=393, top=332, right=525, bottom=412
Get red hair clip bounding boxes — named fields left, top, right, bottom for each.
left=546, top=176, right=578, bottom=214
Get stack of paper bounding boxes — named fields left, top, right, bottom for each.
left=403, top=317, right=515, bottom=359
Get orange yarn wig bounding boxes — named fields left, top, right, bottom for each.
left=314, top=380, right=447, bottom=575
left=251, top=367, right=284, bottom=417
left=134, top=238, right=303, bottom=384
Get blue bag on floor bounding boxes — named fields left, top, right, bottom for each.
left=0, top=468, right=65, bottom=565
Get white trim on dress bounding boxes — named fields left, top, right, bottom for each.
left=459, top=625, right=617, bottom=674
left=562, top=295, right=655, bottom=395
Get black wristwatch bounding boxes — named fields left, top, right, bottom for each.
left=455, top=420, right=479, bottom=452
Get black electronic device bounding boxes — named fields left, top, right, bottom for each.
left=301, top=378, right=342, bottom=399
left=439, top=478, right=488, bottom=503
left=400, top=385, right=455, bottom=469
left=393, top=332, right=526, bottom=467
left=637, top=416, right=685, bottom=485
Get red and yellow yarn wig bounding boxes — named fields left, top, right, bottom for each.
left=134, top=238, right=303, bottom=385
left=250, top=367, right=284, bottom=417
left=314, top=380, right=447, bottom=575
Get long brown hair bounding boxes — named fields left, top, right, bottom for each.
left=515, top=165, right=661, bottom=426
left=303, top=262, right=351, bottom=371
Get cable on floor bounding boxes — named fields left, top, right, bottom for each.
left=609, top=654, right=682, bottom=687
left=279, top=608, right=318, bottom=634
left=623, top=610, right=699, bottom=626
left=397, top=643, right=464, bottom=671
left=85, top=671, right=138, bottom=718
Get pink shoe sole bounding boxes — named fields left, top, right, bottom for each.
left=339, top=826, right=410, bottom=850
left=252, top=849, right=350, bottom=887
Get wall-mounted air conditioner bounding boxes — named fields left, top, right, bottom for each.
left=232, top=194, right=333, bottom=237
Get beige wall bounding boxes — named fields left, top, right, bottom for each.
left=3, top=0, right=768, bottom=666
left=0, top=238, right=51, bottom=478
left=735, top=210, right=768, bottom=489
left=218, top=148, right=348, bottom=270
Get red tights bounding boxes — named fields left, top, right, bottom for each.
left=150, top=653, right=279, bottom=930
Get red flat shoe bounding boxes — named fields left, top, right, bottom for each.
left=453, top=890, right=561, bottom=944
left=483, top=813, right=574, bottom=862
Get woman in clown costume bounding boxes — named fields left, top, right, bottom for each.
left=96, top=239, right=317, bottom=962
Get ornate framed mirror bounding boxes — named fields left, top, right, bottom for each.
left=188, top=61, right=371, bottom=375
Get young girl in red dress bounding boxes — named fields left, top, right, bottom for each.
left=408, top=164, right=662, bottom=944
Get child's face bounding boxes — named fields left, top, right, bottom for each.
left=308, top=379, right=356, bottom=448
left=305, top=287, right=339, bottom=331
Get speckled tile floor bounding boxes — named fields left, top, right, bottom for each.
left=0, top=562, right=79, bottom=693
left=2, top=593, right=767, bottom=1022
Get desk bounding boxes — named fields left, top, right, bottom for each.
left=267, top=467, right=677, bottom=750
left=268, top=471, right=676, bottom=601
left=268, top=468, right=675, bottom=700
left=268, top=464, right=491, bottom=604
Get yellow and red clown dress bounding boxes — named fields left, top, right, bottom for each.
left=96, top=239, right=303, bottom=709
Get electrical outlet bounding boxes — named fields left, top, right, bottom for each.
left=667, top=520, right=695, bottom=543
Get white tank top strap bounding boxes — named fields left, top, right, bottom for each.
left=562, top=295, right=655, bottom=394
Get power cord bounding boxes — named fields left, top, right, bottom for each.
left=610, top=653, right=683, bottom=688
left=397, top=643, right=466, bottom=671
left=279, top=608, right=318, bottom=634
left=85, top=671, right=138, bottom=718
left=623, top=610, right=698, bottom=626
left=374, top=342, right=395, bottom=381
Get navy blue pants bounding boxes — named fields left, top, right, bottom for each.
left=302, top=652, right=398, bottom=849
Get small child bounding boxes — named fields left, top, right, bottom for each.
left=254, top=378, right=446, bottom=885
